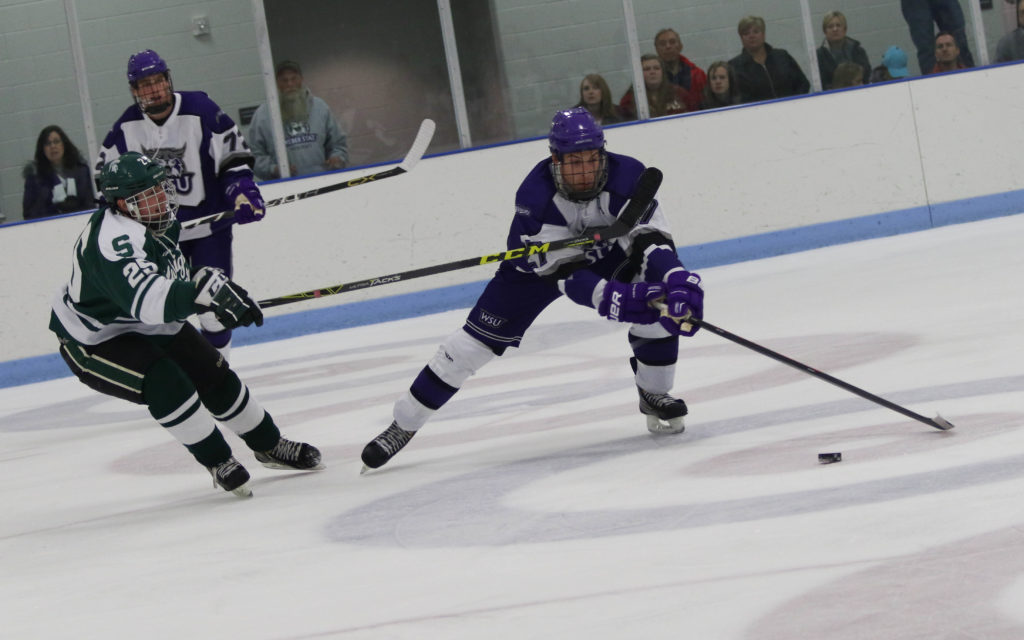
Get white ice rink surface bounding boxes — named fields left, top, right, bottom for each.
left=2, top=215, right=1023, bottom=639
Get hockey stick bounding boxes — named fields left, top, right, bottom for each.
left=657, top=307, right=955, bottom=431
left=257, top=167, right=663, bottom=309
left=181, top=118, right=436, bottom=230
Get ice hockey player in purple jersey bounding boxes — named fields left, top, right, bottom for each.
left=51, top=152, right=321, bottom=498
left=361, top=107, right=704, bottom=471
left=95, top=50, right=265, bottom=360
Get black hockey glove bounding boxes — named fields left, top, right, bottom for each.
left=192, top=267, right=264, bottom=329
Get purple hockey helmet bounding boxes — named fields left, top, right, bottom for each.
left=127, top=49, right=169, bottom=85
left=548, top=107, right=605, bottom=155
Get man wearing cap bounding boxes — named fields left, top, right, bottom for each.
left=249, top=60, right=349, bottom=180
left=872, top=45, right=911, bottom=82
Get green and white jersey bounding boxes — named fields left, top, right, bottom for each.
left=50, top=208, right=197, bottom=345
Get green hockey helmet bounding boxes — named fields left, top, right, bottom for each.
left=99, top=152, right=177, bottom=235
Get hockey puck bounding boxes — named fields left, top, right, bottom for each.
left=818, top=452, right=842, bottom=464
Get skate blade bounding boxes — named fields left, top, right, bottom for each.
left=258, top=461, right=325, bottom=471
left=646, top=414, right=685, bottom=434
left=230, top=483, right=253, bottom=498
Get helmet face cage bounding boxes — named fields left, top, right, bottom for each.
left=551, top=150, right=608, bottom=202
left=124, top=179, right=178, bottom=236
left=127, top=50, right=173, bottom=115
left=548, top=107, right=608, bottom=201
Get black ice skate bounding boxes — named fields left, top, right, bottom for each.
left=208, top=457, right=253, bottom=498
left=255, top=438, right=324, bottom=471
left=637, top=387, right=688, bottom=434
left=361, top=421, right=416, bottom=472
left=629, top=356, right=687, bottom=434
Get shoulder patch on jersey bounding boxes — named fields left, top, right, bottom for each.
left=96, top=211, right=146, bottom=262
left=515, top=204, right=531, bottom=217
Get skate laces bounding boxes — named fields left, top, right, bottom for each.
left=639, top=388, right=680, bottom=410
left=211, top=458, right=243, bottom=487
left=377, top=424, right=414, bottom=454
left=269, top=438, right=303, bottom=462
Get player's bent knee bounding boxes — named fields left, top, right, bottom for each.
left=427, top=329, right=497, bottom=388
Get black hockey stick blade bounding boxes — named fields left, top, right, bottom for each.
left=182, top=119, right=436, bottom=230
left=257, top=166, right=663, bottom=309
left=688, top=316, right=955, bottom=431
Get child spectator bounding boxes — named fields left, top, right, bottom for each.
left=700, top=61, right=742, bottom=109
left=574, top=74, right=625, bottom=125
left=619, top=54, right=688, bottom=119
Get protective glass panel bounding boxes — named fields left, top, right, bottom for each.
left=467, top=0, right=633, bottom=142
left=260, top=0, right=460, bottom=173
left=0, top=7, right=91, bottom=223
left=629, top=0, right=815, bottom=108
left=805, top=0, right=985, bottom=84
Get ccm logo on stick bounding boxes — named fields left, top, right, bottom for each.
left=479, top=244, right=550, bottom=264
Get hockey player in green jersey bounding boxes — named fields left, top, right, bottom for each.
left=49, top=152, right=321, bottom=497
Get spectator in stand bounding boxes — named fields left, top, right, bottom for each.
left=901, top=0, right=975, bottom=74
left=700, top=61, right=742, bottom=109
left=996, top=0, right=1024, bottom=62
left=653, top=28, right=707, bottom=112
left=871, top=45, right=911, bottom=83
left=931, top=31, right=969, bottom=74
left=249, top=60, right=349, bottom=181
left=619, top=54, right=688, bottom=119
left=574, top=74, right=625, bottom=125
left=816, top=11, right=871, bottom=90
left=729, top=16, right=810, bottom=104
left=22, top=125, right=95, bottom=220
left=831, top=62, right=866, bottom=89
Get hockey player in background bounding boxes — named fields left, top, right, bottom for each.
left=95, top=49, right=265, bottom=360
left=51, top=152, right=321, bottom=498
left=361, top=107, right=704, bottom=471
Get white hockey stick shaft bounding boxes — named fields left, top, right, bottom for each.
left=182, top=118, right=436, bottom=230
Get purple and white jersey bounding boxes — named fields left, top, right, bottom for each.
left=96, top=91, right=255, bottom=241
left=504, top=151, right=676, bottom=281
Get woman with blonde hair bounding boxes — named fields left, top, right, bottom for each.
left=574, top=74, right=624, bottom=125
left=816, top=10, right=871, bottom=89
left=618, top=54, right=688, bottom=119
left=728, top=16, right=810, bottom=103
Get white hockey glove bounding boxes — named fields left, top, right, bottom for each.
left=192, top=266, right=264, bottom=329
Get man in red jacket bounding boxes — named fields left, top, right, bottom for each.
left=654, top=28, right=707, bottom=112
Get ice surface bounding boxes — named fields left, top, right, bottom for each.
left=1, top=215, right=1022, bottom=639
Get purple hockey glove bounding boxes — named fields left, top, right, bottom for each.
left=598, top=280, right=664, bottom=324
left=225, top=177, right=265, bottom=224
left=658, top=270, right=703, bottom=337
